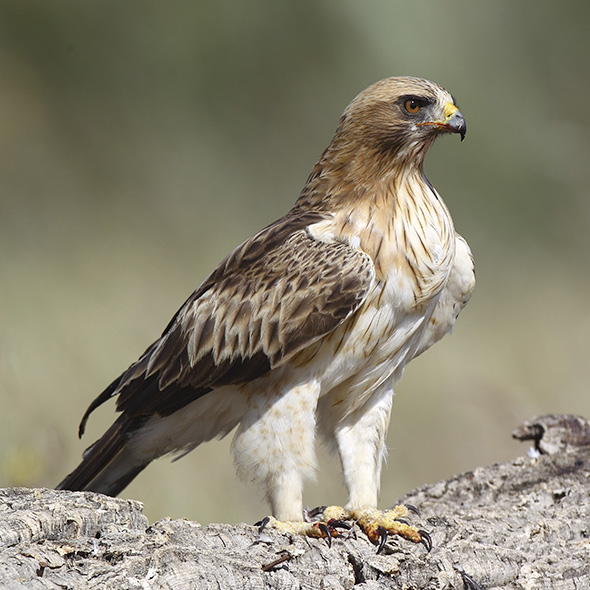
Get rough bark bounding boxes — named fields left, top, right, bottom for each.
left=1, top=414, right=589, bottom=590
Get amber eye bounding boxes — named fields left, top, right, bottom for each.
left=404, top=99, right=422, bottom=114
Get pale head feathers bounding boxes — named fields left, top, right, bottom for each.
left=339, top=77, right=456, bottom=157
left=296, top=76, right=463, bottom=212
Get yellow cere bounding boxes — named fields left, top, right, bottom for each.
left=443, top=102, right=458, bottom=121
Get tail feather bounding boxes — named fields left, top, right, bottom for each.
left=57, top=415, right=148, bottom=496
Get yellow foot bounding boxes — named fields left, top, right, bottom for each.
left=256, top=505, right=431, bottom=553
left=335, top=506, right=431, bottom=553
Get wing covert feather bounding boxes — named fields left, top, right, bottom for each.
left=92, top=211, right=374, bottom=421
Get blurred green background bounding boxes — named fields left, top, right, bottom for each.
left=2, top=1, right=589, bottom=525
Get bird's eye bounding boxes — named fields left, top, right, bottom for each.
left=404, top=99, right=422, bottom=114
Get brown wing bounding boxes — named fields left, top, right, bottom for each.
left=79, top=210, right=375, bottom=434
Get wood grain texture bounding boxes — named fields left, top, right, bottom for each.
left=6, top=415, right=590, bottom=589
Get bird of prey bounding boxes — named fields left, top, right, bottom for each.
left=58, top=76, right=474, bottom=549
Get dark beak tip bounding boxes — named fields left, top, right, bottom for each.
left=449, top=111, right=466, bottom=142
left=456, top=118, right=467, bottom=142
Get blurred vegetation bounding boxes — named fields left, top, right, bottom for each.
left=1, top=1, right=589, bottom=525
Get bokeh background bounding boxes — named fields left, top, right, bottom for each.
left=2, top=1, right=589, bottom=525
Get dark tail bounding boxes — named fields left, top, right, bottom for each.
left=57, top=415, right=148, bottom=496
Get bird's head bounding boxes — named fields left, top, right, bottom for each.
left=337, top=76, right=466, bottom=167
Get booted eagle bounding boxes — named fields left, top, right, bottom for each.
left=58, top=77, right=474, bottom=547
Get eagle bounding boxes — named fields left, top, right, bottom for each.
left=58, top=76, right=474, bottom=549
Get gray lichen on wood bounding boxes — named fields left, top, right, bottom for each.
left=1, top=414, right=590, bottom=589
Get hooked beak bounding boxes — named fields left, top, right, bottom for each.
left=417, top=102, right=467, bottom=141
left=443, top=102, right=467, bottom=141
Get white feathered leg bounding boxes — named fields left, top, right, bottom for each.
left=231, top=380, right=321, bottom=521
left=319, top=382, right=394, bottom=510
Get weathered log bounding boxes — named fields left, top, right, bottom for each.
left=1, top=415, right=589, bottom=589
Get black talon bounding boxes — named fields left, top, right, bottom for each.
left=256, top=516, right=271, bottom=534
left=418, top=529, right=432, bottom=552
left=307, top=505, right=327, bottom=519
left=317, top=523, right=332, bottom=547
left=329, top=520, right=352, bottom=530
left=376, top=526, right=388, bottom=554
left=404, top=503, right=421, bottom=517
left=329, top=519, right=356, bottom=540
left=395, top=518, right=410, bottom=526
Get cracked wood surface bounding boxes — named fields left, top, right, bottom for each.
left=1, top=415, right=590, bottom=589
